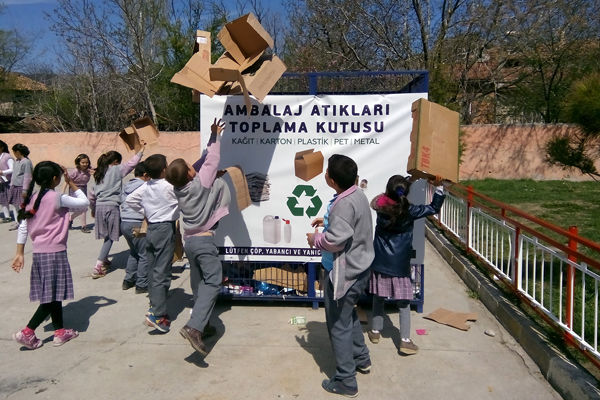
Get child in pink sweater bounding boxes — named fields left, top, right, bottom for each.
left=11, top=161, right=89, bottom=349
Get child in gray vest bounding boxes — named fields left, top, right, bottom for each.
left=165, top=118, right=229, bottom=355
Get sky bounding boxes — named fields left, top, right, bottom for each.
left=0, top=0, right=287, bottom=73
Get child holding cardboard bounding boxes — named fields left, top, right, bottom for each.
left=165, top=118, right=230, bottom=355
left=367, top=175, right=446, bottom=355
left=306, top=154, right=374, bottom=398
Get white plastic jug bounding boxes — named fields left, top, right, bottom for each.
left=263, top=215, right=281, bottom=244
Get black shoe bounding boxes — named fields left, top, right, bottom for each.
left=135, top=286, right=148, bottom=294
left=321, top=379, right=358, bottom=398
left=122, top=280, right=135, bottom=290
left=355, top=359, right=371, bottom=374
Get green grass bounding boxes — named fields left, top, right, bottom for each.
left=461, top=179, right=600, bottom=248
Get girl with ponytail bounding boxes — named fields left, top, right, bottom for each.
left=11, top=161, right=90, bottom=350
left=366, top=175, right=447, bottom=355
left=89, top=146, right=144, bottom=279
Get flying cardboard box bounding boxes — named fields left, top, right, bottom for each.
left=192, top=30, right=211, bottom=103
left=217, top=13, right=274, bottom=69
left=295, top=149, right=324, bottom=181
left=210, top=52, right=286, bottom=109
left=171, top=52, right=224, bottom=97
left=119, top=117, right=159, bottom=153
left=407, top=98, right=460, bottom=182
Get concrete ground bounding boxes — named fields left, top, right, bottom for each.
left=0, top=218, right=564, bottom=400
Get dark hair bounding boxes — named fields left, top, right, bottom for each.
left=327, top=154, right=357, bottom=190
left=12, top=143, right=30, bottom=157
left=144, top=154, right=167, bottom=179
left=133, top=162, right=147, bottom=177
left=0, top=140, right=8, bottom=153
left=94, top=151, right=122, bottom=183
left=374, top=175, right=411, bottom=227
left=18, top=161, right=62, bottom=222
left=75, top=153, right=90, bottom=167
left=165, top=158, right=190, bottom=188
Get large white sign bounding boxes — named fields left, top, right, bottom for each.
left=200, top=93, right=426, bottom=261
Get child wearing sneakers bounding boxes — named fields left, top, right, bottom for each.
left=120, top=162, right=150, bottom=293
left=367, top=175, right=446, bottom=355
left=7, top=143, right=33, bottom=230
left=11, top=161, right=89, bottom=349
left=165, top=118, right=229, bottom=355
left=67, top=153, right=93, bottom=233
left=306, top=154, right=374, bottom=398
left=126, top=154, right=179, bottom=334
left=89, top=147, right=144, bottom=278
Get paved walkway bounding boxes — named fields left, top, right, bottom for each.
left=0, top=219, right=564, bottom=400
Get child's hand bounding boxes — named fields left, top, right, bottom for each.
left=310, top=217, right=324, bottom=228
left=211, top=118, right=226, bottom=136
left=62, top=166, right=71, bottom=184
left=12, top=254, right=24, bottom=272
left=306, top=228, right=318, bottom=248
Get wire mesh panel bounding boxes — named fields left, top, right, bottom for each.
left=219, top=261, right=425, bottom=312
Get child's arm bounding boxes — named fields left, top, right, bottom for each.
left=60, top=170, right=90, bottom=210
left=409, top=185, right=446, bottom=219
left=21, top=159, right=33, bottom=193
left=192, top=118, right=225, bottom=187
left=311, top=214, right=353, bottom=252
left=125, top=183, right=147, bottom=216
left=120, top=146, right=145, bottom=177
left=88, top=186, right=96, bottom=217
left=12, top=222, right=28, bottom=272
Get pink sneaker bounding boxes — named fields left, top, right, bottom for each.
left=13, top=329, right=43, bottom=350
left=91, top=264, right=106, bottom=279
left=53, top=328, right=79, bottom=346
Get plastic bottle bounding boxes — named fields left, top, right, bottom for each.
left=263, top=215, right=281, bottom=244
left=283, top=218, right=291, bottom=243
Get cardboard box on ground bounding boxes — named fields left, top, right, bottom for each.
left=407, top=98, right=460, bottom=182
left=171, top=13, right=286, bottom=110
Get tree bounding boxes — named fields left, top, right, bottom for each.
left=545, top=73, right=600, bottom=179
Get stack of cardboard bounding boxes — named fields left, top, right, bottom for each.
left=406, top=98, right=460, bottom=182
left=172, top=13, right=286, bottom=109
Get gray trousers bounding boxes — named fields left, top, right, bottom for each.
left=121, top=220, right=148, bottom=288
left=324, top=269, right=370, bottom=389
left=372, top=296, right=411, bottom=339
left=185, top=235, right=222, bottom=332
left=146, top=221, right=175, bottom=317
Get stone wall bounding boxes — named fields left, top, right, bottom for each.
left=1, top=124, right=597, bottom=181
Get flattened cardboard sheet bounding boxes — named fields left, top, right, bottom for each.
left=253, top=265, right=307, bottom=292
left=424, top=308, right=478, bottom=331
left=224, top=165, right=251, bottom=211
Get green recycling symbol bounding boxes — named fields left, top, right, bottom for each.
left=286, top=185, right=323, bottom=218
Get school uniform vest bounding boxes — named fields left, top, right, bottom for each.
left=0, top=152, right=13, bottom=181
left=27, top=190, right=70, bottom=253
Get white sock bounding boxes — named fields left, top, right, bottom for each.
left=401, top=338, right=411, bottom=342
left=2, top=206, right=9, bottom=218
left=371, top=330, right=379, bottom=333
left=9, top=204, right=17, bottom=221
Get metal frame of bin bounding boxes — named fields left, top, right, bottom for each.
left=215, top=70, right=429, bottom=311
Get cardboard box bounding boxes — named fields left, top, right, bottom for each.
left=217, top=13, right=274, bottom=69
left=407, top=98, right=460, bottom=182
left=171, top=52, right=224, bottom=97
left=210, top=52, right=286, bottom=109
left=295, top=149, right=324, bottom=181
left=192, top=30, right=211, bottom=103
left=119, top=117, right=159, bottom=152
left=223, top=165, right=252, bottom=211
left=253, top=265, right=307, bottom=292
